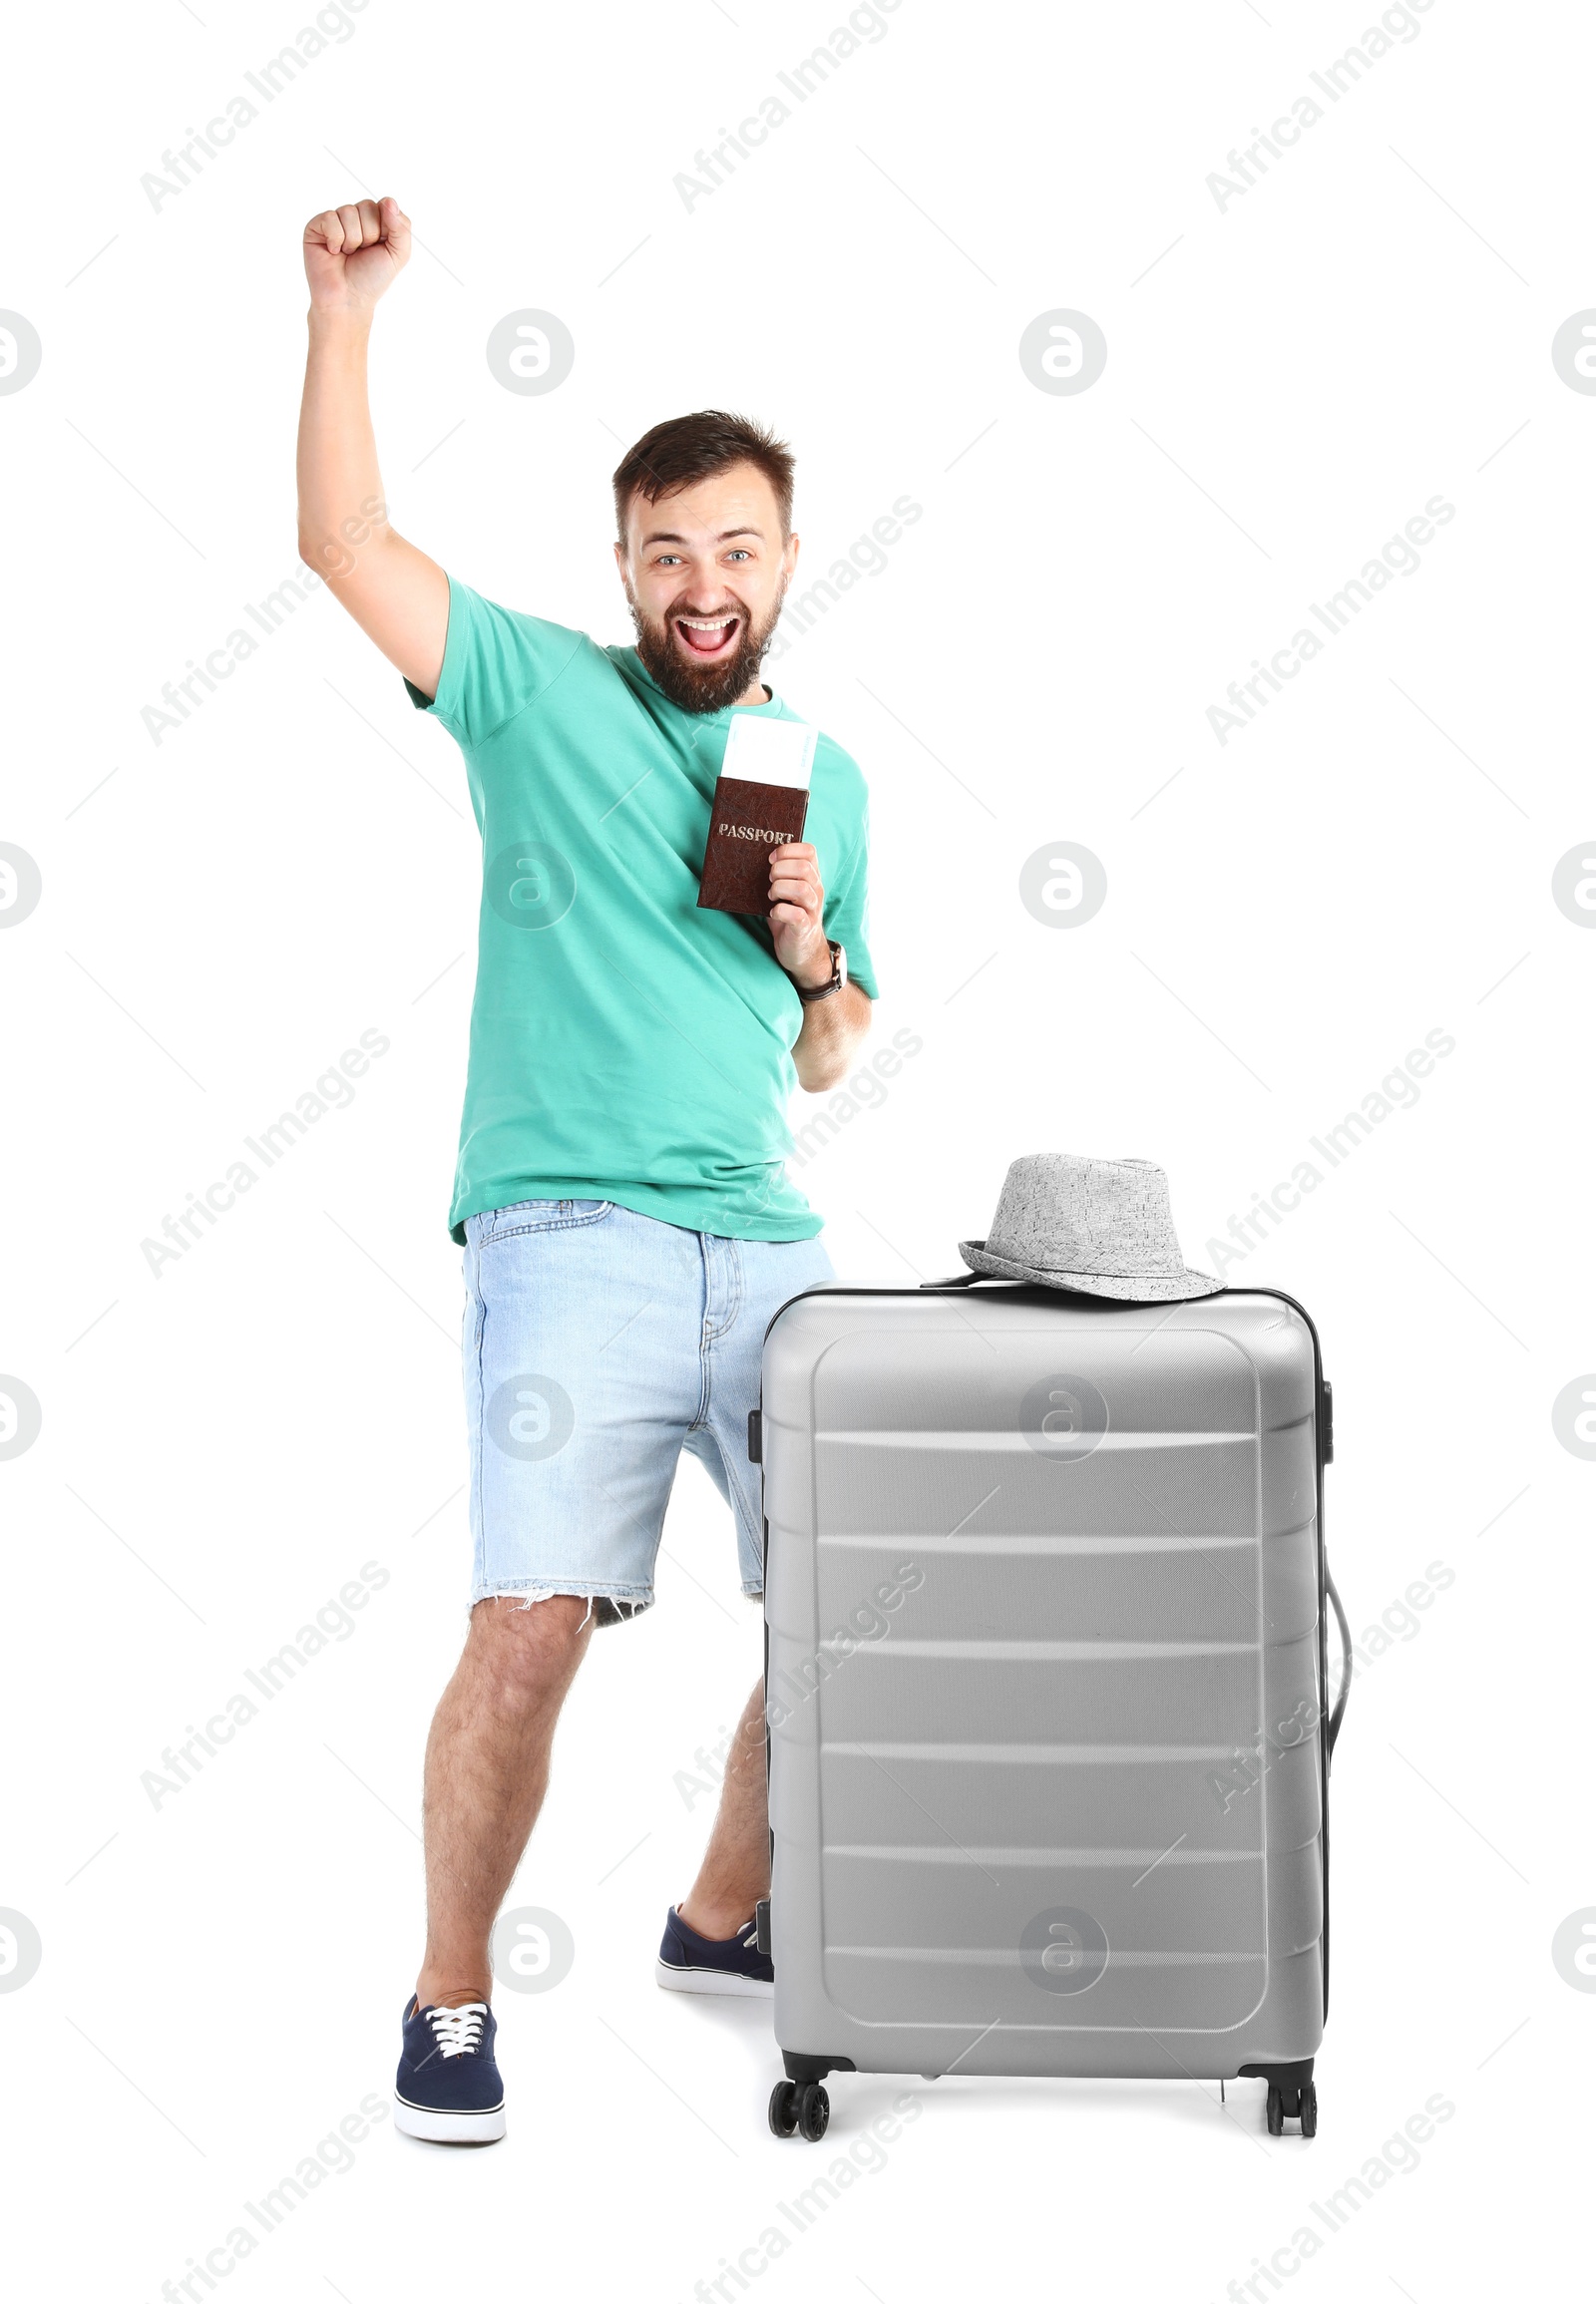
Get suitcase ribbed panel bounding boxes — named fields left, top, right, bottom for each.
left=764, top=1290, right=1326, bottom=2080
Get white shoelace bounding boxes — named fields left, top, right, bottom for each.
left=426, top=2003, right=487, bottom=2059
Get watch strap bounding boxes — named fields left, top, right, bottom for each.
left=794, top=940, right=844, bottom=1002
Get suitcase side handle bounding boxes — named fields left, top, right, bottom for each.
left=1326, top=1570, right=1352, bottom=1761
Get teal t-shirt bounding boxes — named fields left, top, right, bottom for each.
left=407, top=576, right=878, bottom=1244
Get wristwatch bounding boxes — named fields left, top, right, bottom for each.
left=793, top=940, right=847, bottom=1002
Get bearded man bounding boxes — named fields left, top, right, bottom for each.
left=294, top=194, right=877, bottom=2141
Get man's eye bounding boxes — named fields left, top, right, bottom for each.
left=726, top=550, right=752, bottom=563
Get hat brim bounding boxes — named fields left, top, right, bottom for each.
left=958, top=1240, right=1224, bottom=1302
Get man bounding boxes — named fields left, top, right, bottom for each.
left=295, top=195, right=877, bottom=2143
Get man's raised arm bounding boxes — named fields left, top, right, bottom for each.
left=296, top=194, right=449, bottom=698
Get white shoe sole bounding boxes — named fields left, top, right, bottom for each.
left=393, top=2092, right=507, bottom=2143
left=655, top=1956, right=774, bottom=1999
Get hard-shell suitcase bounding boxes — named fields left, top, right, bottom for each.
left=752, top=1278, right=1351, bottom=2141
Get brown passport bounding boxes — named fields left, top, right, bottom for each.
left=696, top=715, right=819, bottom=917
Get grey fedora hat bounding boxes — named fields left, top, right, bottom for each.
left=960, top=1153, right=1221, bottom=1301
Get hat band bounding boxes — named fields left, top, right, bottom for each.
left=986, top=1236, right=1184, bottom=1278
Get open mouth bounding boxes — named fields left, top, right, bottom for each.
left=673, top=612, right=742, bottom=660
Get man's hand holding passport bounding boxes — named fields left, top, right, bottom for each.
left=697, top=713, right=837, bottom=993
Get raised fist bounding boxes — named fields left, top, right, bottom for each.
left=303, top=194, right=411, bottom=312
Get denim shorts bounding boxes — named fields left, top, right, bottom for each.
left=462, top=1198, right=834, bottom=1623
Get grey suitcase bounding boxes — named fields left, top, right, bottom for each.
left=752, top=1278, right=1350, bottom=2141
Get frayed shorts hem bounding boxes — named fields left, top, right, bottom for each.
left=473, top=1580, right=653, bottom=1630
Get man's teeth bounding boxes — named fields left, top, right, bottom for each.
left=677, top=613, right=738, bottom=653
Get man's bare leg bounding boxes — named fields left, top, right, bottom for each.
left=678, top=1677, right=769, bottom=1940
left=416, top=1594, right=594, bottom=2008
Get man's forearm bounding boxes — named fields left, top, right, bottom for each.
left=296, top=309, right=389, bottom=582
left=792, top=984, right=872, bottom=1092
left=295, top=197, right=447, bottom=690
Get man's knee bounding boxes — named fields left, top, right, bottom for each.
left=467, top=1593, right=594, bottom=1696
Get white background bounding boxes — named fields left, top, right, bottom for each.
left=1, top=0, right=1591, bottom=2295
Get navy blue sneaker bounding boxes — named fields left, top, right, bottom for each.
left=656, top=1905, right=773, bottom=1998
left=393, top=1998, right=506, bottom=2142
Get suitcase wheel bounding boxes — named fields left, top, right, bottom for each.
left=769, top=2079, right=830, bottom=2141
left=1266, top=2080, right=1317, bottom=2137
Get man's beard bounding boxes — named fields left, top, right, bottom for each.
left=626, top=587, right=784, bottom=714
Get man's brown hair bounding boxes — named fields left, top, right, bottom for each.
left=611, top=410, right=795, bottom=543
